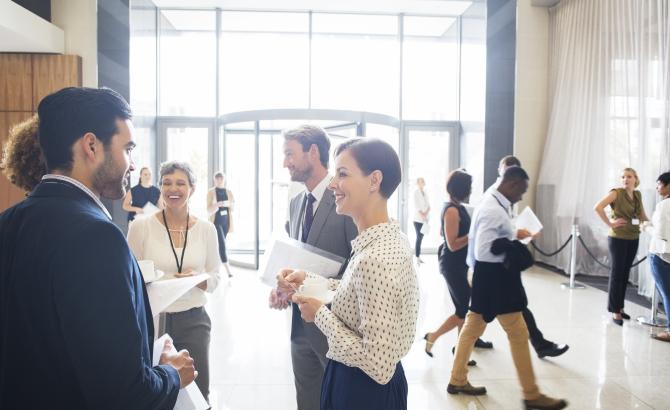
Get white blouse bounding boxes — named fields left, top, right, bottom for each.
left=413, top=189, right=430, bottom=223
left=648, top=198, right=670, bottom=263
left=313, top=222, right=419, bottom=385
left=127, top=214, right=221, bottom=313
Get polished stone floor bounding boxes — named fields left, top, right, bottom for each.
left=204, top=258, right=670, bottom=409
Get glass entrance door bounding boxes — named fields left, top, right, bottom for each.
left=401, top=122, right=459, bottom=253
left=157, top=119, right=215, bottom=221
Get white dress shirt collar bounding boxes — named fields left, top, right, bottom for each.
left=41, top=174, right=112, bottom=220
left=307, top=173, right=330, bottom=204
left=491, top=189, right=512, bottom=216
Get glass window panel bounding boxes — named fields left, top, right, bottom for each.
left=406, top=129, right=452, bottom=249
left=220, top=12, right=309, bottom=113
left=312, top=13, right=399, bottom=116
left=165, top=126, right=210, bottom=220
left=130, top=8, right=157, bottom=117
left=402, top=16, right=459, bottom=120
left=130, top=126, right=155, bottom=187
left=159, top=10, right=216, bottom=116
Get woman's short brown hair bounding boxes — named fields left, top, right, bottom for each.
left=0, top=115, right=45, bottom=192
left=446, top=169, right=472, bottom=202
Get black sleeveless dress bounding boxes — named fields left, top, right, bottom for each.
left=213, top=188, right=230, bottom=263
left=437, top=202, right=471, bottom=318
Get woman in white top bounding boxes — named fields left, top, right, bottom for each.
left=283, top=138, right=419, bottom=410
left=127, top=161, right=220, bottom=401
left=648, top=171, right=670, bottom=342
left=413, top=177, right=430, bottom=264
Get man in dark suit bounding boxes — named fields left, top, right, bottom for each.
left=269, top=125, right=358, bottom=410
left=0, top=87, right=195, bottom=409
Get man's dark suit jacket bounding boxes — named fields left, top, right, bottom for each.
left=0, top=179, right=180, bottom=409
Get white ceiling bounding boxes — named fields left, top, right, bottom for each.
left=152, top=0, right=475, bottom=16
left=0, top=0, right=64, bottom=53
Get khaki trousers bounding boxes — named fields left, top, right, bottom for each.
left=449, top=311, right=540, bottom=401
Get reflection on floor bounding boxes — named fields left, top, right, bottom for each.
left=205, top=258, right=670, bottom=409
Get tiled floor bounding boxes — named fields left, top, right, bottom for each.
left=204, top=258, right=670, bottom=409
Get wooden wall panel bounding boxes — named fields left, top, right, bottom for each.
left=0, top=112, right=33, bottom=210
left=32, top=55, right=82, bottom=108
left=0, top=54, right=33, bottom=112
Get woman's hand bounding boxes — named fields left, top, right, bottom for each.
left=610, top=218, right=627, bottom=228
left=277, top=268, right=306, bottom=294
left=292, top=295, right=323, bottom=322
left=174, top=268, right=195, bottom=278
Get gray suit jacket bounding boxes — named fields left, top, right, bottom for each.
left=288, top=188, right=358, bottom=341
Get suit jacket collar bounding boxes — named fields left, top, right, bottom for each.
left=30, top=179, right=111, bottom=221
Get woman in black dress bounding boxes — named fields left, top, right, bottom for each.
left=122, top=166, right=161, bottom=222
left=207, top=172, right=234, bottom=278
left=424, top=170, right=492, bottom=360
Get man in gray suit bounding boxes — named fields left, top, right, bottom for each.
left=269, top=125, right=358, bottom=410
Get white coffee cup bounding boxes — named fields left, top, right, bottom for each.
left=138, top=260, right=156, bottom=282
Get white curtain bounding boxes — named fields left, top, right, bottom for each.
left=535, top=0, right=670, bottom=297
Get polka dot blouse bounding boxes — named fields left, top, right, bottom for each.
left=313, top=221, right=419, bottom=385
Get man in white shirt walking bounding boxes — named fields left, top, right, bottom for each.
left=447, top=167, right=567, bottom=410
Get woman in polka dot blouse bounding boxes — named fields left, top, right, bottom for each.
left=283, top=138, right=420, bottom=410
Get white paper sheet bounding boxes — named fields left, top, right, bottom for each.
left=152, top=334, right=209, bottom=410
left=515, top=207, right=543, bottom=244
left=146, top=274, right=208, bottom=316
left=260, top=237, right=345, bottom=286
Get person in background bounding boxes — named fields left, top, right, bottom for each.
left=424, top=170, right=492, bottom=363
left=128, top=161, right=221, bottom=402
left=594, top=167, right=648, bottom=326
left=123, top=166, right=161, bottom=222
left=207, top=171, right=234, bottom=278
left=646, top=171, right=670, bottom=342
left=413, top=177, right=430, bottom=265
left=0, top=114, right=44, bottom=193
left=0, top=87, right=192, bottom=409
left=485, top=155, right=569, bottom=359
left=447, top=166, right=567, bottom=410
left=285, top=138, right=419, bottom=410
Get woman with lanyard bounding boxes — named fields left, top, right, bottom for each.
left=128, top=161, right=220, bottom=402
left=280, top=138, right=419, bottom=410
left=595, top=167, right=648, bottom=326
left=207, top=171, right=234, bottom=278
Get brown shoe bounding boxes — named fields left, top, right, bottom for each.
left=447, top=382, right=487, bottom=396
left=524, top=394, right=568, bottom=410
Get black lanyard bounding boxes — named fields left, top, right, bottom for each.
left=493, top=195, right=512, bottom=217
left=162, top=210, right=189, bottom=273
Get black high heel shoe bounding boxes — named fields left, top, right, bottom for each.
left=620, top=312, right=631, bottom=320
left=423, top=333, right=434, bottom=358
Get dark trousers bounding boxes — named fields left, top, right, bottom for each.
left=321, top=360, right=407, bottom=410
left=413, top=222, right=424, bottom=258
left=607, top=237, right=639, bottom=313
left=214, top=218, right=229, bottom=263
left=165, top=307, right=212, bottom=401
left=523, top=307, right=552, bottom=351
left=650, top=254, right=670, bottom=331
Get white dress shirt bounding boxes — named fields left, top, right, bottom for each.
left=467, top=189, right=515, bottom=268
left=413, top=189, right=430, bottom=222
left=312, top=222, right=419, bottom=385
left=127, top=215, right=221, bottom=313
left=649, top=198, right=670, bottom=263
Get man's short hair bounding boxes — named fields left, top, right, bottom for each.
left=500, top=155, right=521, bottom=168
left=37, top=87, right=132, bottom=172
left=501, top=165, right=529, bottom=183
left=283, top=125, right=331, bottom=168
left=657, top=171, right=670, bottom=186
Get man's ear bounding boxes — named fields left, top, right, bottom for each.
left=80, top=132, right=99, bottom=161
left=309, top=143, right=320, bottom=162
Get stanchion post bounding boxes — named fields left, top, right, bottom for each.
left=637, top=286, right=668, bottom=327
left=562, top=224, right=585, bottom=289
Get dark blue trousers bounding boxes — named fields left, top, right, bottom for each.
left=320, top=360, right=407, bottom=410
